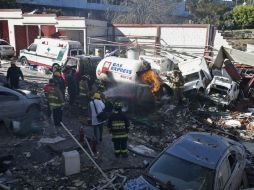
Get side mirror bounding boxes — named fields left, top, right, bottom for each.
left=26, top=48, right=30, bottom=52
left=143, top=160, right=149, bottom=168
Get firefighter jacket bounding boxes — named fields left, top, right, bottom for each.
left=170, top=72, right=184, bottom=88
left=48, top=86, right=64, bottom=109
left=79, top=80, right=89, bottom=97
left=108, top=112, right=129, bottom=139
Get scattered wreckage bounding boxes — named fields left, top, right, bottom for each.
left=124, top=132, right=249, bottom=190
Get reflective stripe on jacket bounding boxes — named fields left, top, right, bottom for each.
left=48, top=86, right=64, bottom=109
left=79, top=80, right=89, bottom=97
left=108, top=112, right=129, bottom=139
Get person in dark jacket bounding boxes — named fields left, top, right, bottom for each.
left=108, top=102, right=130, bottom=158
left=47, top=80, right=64, bottom=127
left=66, top=69, right=77, bottom=105
left=6, top=61, right=24, bottom=89
left=53, top=70, right=65, bottom=98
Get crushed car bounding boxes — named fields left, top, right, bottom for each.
left=0, top=86, right=41, bottom=121
left=205, top=76, right=240, bottom=106
left=124, top=132, right=248, bottom=190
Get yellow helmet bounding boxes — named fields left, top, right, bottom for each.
left=93, top=93, right=101, bottom=99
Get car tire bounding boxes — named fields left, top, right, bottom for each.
left=20, top=57, right=28, bottom=66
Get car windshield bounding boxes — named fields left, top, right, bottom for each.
left=148, top=153, right=214, bottom=190
left=0, top=40, right=9, bottom=45
left=184, top=72, right=199, bottom=83
left=65, top=58, right=77, bottom=67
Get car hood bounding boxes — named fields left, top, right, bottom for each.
left=18, top=89, right=40, bottom=99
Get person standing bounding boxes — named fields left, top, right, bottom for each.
left=168, top=69, right=184, bottom=105
left=89, top=93, right=105, bottom=143
left=53, top=69, right=65, bottom=98
left=108, top=102, right=129, bottom=158
left=6, top=60, right=24, bottom=89
left=66, top=69, right=77, bottom=106
left=79, top=75, right=90, bottom=111
left=47, top=79, right=64, bottom=127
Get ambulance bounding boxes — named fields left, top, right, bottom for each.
left=19, top=37, right=83, bottom=69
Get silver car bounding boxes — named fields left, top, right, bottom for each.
left=0, top=86, right=41, bottom=120
left=0, top=39, right=15, bottom=58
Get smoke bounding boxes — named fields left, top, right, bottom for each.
left=103, top=83, right=154, bottom=103
left=103, top=84, right=137, bottom=99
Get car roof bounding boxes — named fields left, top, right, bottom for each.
left=167, top=132, right=241, bottom=169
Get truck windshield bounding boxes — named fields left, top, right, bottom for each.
left=148, top=153, right=214, bottom=190
left=184, top=72, right=199, bottom=83
left=0, top=41, right=9, bottom=45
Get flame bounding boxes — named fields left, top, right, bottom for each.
left=141, top=69, right=161, bottom=94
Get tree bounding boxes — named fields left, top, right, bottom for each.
left=0, top=0, right=20, bottom=8
left=186, top=0, right=229, bottom=26
left=107, top=0, right=177, bottom=24
left=231, top=5, right=254, bottom=29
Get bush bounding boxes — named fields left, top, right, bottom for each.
left=231, top=5, right=254, bottom=29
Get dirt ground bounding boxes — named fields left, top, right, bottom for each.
left=0, top=59, right=254, bottom=189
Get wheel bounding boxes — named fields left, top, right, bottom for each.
left=20, top=57, right=28, bottom=66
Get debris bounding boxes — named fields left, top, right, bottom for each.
left=48, top=138, right=79, bottom=153
left=128, top=144, right=157, bottom=158
left=63, top=150, right=80, bottom=176
left=124, top=176, right=159, bottom=190
left=38, top=136, right=65, bottom=144
left=224, top=120, right=242, bottom=128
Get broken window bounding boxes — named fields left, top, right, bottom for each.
left=28, top=44, right=37, bottom=52
left=217, top=157, right=231, bottom=190
left=184, top=72, right=199, bottom=83
left=148, top=153, right=214, bottom=190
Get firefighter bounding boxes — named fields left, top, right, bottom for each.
left=108, top=102, right=130, bottom=158
left=169, top=69, right=184, bottom=105
left=47, top=79, right=64, bottom=127
left=52, top=66, right=65, bottom=98
left=79, top=75, right=90, bottom=111
left=6, top=60, right=24, bottom=89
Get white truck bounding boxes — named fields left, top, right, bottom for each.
left=178, top=57, right=212, bottom=94
left=19, top=37, right=83, bottom=69
left=205, top=76, right=240, bottom=106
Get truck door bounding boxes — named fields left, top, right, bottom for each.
left=26, top=43, right=37, bottom=65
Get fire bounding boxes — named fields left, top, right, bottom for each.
left=141, top=69, right=161, bottom=94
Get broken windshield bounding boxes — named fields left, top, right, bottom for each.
left=184, top=72, right=199, bottom=83
left=148, top=153, right=214, bottom=190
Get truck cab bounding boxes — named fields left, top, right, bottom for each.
left=178, top=58, right=212, bottom=94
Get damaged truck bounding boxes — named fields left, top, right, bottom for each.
left=96, top=54, right=212, bottom=103
left=207, top=46, right=254, bottom=106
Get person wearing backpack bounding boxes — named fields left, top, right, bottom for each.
left=89, top=92, right=105, bottom=143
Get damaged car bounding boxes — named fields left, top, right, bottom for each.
left=0, top=86, right=41, bottom=121
left=205, top=76, right=240, bottom=106
left=124, top=132, right=248, bottom=190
